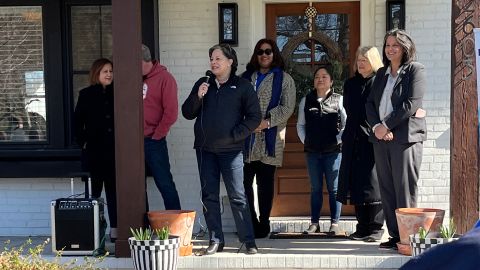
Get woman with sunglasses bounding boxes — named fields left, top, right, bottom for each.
left=182, top=44, right=261, bottom=255
left=241, top=39, right=296, bottom=238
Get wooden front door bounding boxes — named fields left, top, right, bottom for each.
left=268, top=2, right=359, bottom=216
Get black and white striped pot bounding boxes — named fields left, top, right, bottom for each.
left=409, top=233, right=459, bottom=257
left=128, top=236, right=180, bottom=270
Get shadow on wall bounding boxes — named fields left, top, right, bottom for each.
left=436, top=128, right=449, bottom=149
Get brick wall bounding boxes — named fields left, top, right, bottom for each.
left=406, top=0, right=451, bottom=213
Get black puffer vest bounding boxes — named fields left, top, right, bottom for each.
left=304, top=90, right=341, bottom=153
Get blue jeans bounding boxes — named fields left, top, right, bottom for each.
left=306, top=152, right=342, bottom=223
left=145, top=137, right=181, bottom=210
left=196, top=149, right=255, bottom=244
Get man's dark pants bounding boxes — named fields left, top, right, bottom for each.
left=145, top=137, right=181, bottom=210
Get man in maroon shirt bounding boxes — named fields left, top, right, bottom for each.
left=142, top=44, right=181, bottom=210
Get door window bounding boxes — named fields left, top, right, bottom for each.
left=70, top=5, right=112, bottom=107
left=267, top=3, right=359, bottom=108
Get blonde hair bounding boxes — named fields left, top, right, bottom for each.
left=353, top=46, right=383, bottom=73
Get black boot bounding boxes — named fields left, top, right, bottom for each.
left=255, top=221, right=270, bottom=238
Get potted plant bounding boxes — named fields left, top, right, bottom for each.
left=395, top=208, right=445, bottom=255
left=410, top=218, right=461, bottom=256
left=128, top=226, right=180, bottom=270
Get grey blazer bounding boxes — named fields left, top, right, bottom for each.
left=365, top=62, right=427, bottom=144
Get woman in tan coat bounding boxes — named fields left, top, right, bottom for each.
left=242, top=38, right=296, bottom=238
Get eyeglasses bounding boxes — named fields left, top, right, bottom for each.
left=256, top=48, right=273, bottom=56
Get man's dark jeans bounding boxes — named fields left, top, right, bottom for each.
left=145, top=137, right=181, bottom=210
left=196, top=149, right=255, bottom=244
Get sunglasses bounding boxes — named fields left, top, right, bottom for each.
left=256, top=48, right=273, bottom=56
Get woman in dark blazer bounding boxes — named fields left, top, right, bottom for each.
left=366, top=29, right=427, bottom=250
left=338, top=46, right=385, bottom=242
left=74, top=58, right=117, bottom=241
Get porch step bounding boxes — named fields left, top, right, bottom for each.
left=8, top=235, right=408, bottom=269
left=270, top=216, right=358, bottom=234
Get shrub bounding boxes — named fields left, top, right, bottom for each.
left=0, top=238, right=105, bottom=270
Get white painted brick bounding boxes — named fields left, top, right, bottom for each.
left=434, top=155, right=450, bottom=163
left=442, top=163, right=450, bottom=170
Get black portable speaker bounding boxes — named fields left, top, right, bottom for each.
left=51, top=177, right=105, bottom=255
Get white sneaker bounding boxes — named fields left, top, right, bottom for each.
left=303, top=223, right=319, bottom=234
left=329, top=223, right=340, bottom=235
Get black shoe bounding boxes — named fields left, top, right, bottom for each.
left=303, top=223, right=319, bottom=234
left=255, top=222, right=271, bottom=238
left=379, top=237, right=399, bottom=250
left=364, top=229, right=384, bottom=242
left=349, top=231, right=370, bottom=241
left=245, top=242, right=258, bottom=255
left=205, top=241, right=224, bottom=255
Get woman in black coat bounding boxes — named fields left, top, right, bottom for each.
left=182, top=44, right=261, bottom=255
left=337, top=46, right=385, bottom=241
left=74, top=58, right=117, bottom=241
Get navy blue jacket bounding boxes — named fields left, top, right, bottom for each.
left=182, top=74, right=261, bottom=153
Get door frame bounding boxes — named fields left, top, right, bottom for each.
left=248, top=0, right=376, bottom=48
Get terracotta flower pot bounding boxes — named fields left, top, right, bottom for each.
left=148, top=210, right=196, bottom=256
left=395, top=208, right=445, bottom=256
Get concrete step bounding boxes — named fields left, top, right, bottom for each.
left=270, top=216, right=358, bottom=234
left=4, top=235, right=408, bottom=269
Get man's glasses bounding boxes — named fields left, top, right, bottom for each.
left=256, top=48, right=273, bottom=56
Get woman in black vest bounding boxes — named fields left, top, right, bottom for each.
left=297, top=65, right=346, bottom=234
left=338, top=46, right=385, bottom=242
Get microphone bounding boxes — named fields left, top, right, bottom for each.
left=202, top=70, right=213, bottom=96
left=204, top=70, right=213, bottom=84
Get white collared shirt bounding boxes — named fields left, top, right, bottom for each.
left=378, top=66, right=403, bottom=128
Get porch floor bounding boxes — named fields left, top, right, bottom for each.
left=0, top=232, right=410, bottom=269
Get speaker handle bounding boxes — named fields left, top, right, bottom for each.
left=88, top=177, right=92, bottom=199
